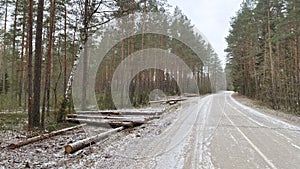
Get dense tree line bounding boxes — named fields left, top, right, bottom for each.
left=0, top=0, right=223, bottom=129
left=226, top=0, right=300, bottom=114
left=93, top=7, right=225, bottom=109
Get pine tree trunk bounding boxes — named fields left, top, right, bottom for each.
left=120, top=1, right=125, bottom=107
left=27, top=0, right=34, bottom=129
left=267, top=0, right=275, bottom=104
left=2, top=0, right=8, bottom=94
left=19, top=1, right=26, bottom=107
left=32, top=0, right=45, bottom=128
left=11, top=0, right=19, bottom=100
left=42, top=0, right=56, bottom=128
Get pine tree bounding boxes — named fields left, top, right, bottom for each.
left=32, top=0, right=44, bottom=128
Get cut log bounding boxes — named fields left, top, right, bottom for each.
left=66, top=118, right=136, bottom=127
left=76, top=111, right=163, bottom=116
left=150, top=98, right=187, bottom=105
left=166, top=98, right=187, bottom=102
left=65, top=127, right=124, bottom=153
left=8, top=124, right=86, bottom=149
left=167, top=101, right=177, bottom=105
left=149, top=100, right=167, bottom=104
left=66, top=114, right=159, bottom=121
left=183, top=93, right=199, bottom=97
left=166, top=98, right=187, bottom=105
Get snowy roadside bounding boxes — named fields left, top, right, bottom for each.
left=0, top=103, right=180, bottom=169
left=232, top=93, right=300, bottom=127
left=57, top=103, right=183, bottom=169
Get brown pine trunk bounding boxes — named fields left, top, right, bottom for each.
left=11, top=0, right=19, bottom=100
left=27, top=0, right=34, bottom=129
left=2, top=0, right=8, bottom=94
left=19, top=1, right=26, bottom=107
left=293, top=0, right=299, bottom=83
left=42, top=0, right=56, bottom=128
left=120, top=1, right=125, bottom=107
left=135, top=0, right=147, bottom=105
left=267, top=0, right=275, bottom=103
left=130, top=0, right=135, bottom=99
left=32, top=0, right=45, bottom=128
left=131, top=0, right=135, bottom=54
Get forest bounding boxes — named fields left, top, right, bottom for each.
left=226, top=0, right=300, bottom=115
left=0, top=0, right=224, bottom=129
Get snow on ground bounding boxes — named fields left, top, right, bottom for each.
left=0, top=104, right=176, bottom=169
left=232, top=94, right=300, bottom=131
left=1, top=93, right=299, bottom=168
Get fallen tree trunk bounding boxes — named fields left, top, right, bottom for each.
left=66, top=118, right=136, bottom=127
left=166, top=98, right=187, bottom=102
left=66, top=114, right=159, bottom=121
left=65, top=126, right=124, bottom=153
left=8, top=124, right=86, bottom=149
left=149, top=100, right=167, bottom=104
left=183, top=93, right=199, bottom=97
left=150, top=98, right=187, bottom=105
left=76, top=111, right=163, bottom=116
left=166, top=98, right=187, bottom=105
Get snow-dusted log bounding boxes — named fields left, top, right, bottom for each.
left=66, top=118, right=136, bottom=127
left=183, top=93, right=199, bottom=97
left=76, top=110, right=164, bottom=116
left=66, top=114, right=159, bottom=121
left=65, top=127, right=124, bottom=153
left=8, top=124, right=86, bottom=149
left=149, top=98, right=187, bottom=105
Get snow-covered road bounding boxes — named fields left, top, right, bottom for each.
left=123, top=92, right=300, bottom=169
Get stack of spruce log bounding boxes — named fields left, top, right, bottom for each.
left=8, top=109, right=165, bottom=154
left=64, top=110, right=164, bottom=153
left=66, top=110, right=163, bottom=128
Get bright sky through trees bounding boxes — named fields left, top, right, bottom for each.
left=168, top=0, right=243, bottom=66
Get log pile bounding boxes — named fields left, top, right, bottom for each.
left=7, top=109, right=165, bottom=152
left=63, top=109, right=165, bottom=152
left=67, top=114, right=159, bottom=121
left=66, top=110, right=162, bottom=128
left=76, top=110, right=164, bottom=116
left=66, top=118, right=135, bottom=127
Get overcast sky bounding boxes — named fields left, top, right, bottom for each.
left=167, top=0, right=243, bottom=66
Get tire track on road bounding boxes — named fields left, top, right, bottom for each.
left=223, top=94, right=278, bottom=169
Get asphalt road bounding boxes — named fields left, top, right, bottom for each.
left=132, top=91, right=300, bottom=169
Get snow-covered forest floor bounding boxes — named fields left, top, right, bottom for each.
left=0, top=105, right=177, bottom=169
